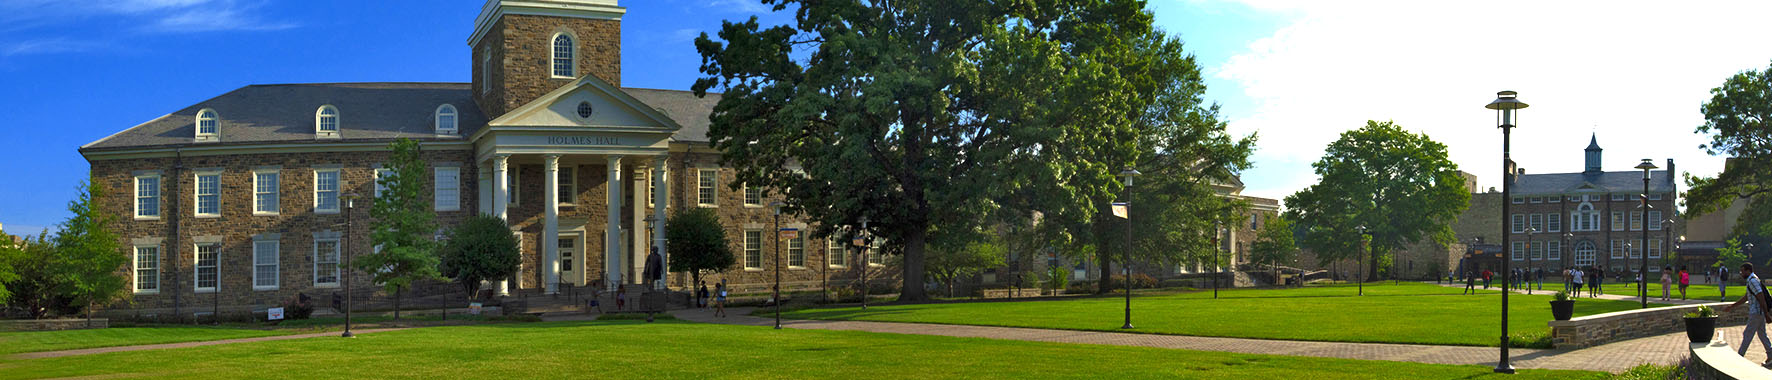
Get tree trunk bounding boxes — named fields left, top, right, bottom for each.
left=395, top=289, right=403, bottom=320
left=901, top=228, right=929, bottom=302
left=1368, top=252, right=1381, bottom=282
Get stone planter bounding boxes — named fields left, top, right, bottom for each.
left=1550, top=300, right=1575, bottom=321
left=1686, top=316, right=1718, bottom=343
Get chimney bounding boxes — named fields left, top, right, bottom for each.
left=1666, top=158, right=1675, bottom=183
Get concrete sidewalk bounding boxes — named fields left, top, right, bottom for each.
left=676, top=306, right=1761, bottom=373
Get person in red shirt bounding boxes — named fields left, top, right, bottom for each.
left=1482, top=269, right=1493, bottom=289
left=1679, top=266, right=1691, bottom=300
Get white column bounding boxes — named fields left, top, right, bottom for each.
left=632, top=162, right=647, bottom=288
left=652, top=155, right=669, bottom=290
left=543, top=154, right=560, bottom=294
left=605, top=155, right=624, bottom=291
left=492, top=154, right=511, bottom=296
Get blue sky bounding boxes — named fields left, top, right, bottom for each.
left=3, top=0, right=1767, bottom=234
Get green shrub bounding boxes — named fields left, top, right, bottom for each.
left=1508, top=329, right=1553, bottom=349
left=1046, top=266, right=1070, bottom=291
left=1066, top=281, right=1097, bottom=294
left=279, top=294, right=315, bottom=320
left=1609, top=363, right=1682, bottom=380
left=1553, top=291, right=1571, bottom=302
left=1685, top=305, right=1717, bottom=318
left=1105, top=274, right=1158, bottom=290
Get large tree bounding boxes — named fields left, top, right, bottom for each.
left=52, top=180, right=128, bottom=322
left=925, top=230, right=1006, bottom=297
left=666, top=207, right=736, bottom=289
left=359, top=138, right=444, bottom=318
left=1686, top=61, right=1772, bottom=238
left=440, top=214, right=521, bottom=300
left=7, top=231, right=72, bottom=318
left=1249, top=215, right=1298, bottom=285
left=693, top=0, right=1230, bottom=301
left=0, top=228, right=21, bottom=304
left=1285, top=121, right=1469, bottom=281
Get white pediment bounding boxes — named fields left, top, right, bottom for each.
left=484, top=73, right=682, bottom=133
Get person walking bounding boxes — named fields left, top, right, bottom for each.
left=1482, top=269, right=1492, bottom=289
left=1659, top=267, right=1672, bottom=301
left=616, top=284, right=627, bottom=311
left=1563, top=267, right=1573, bottom=293
left=1679, top=266, right=1690, bottom=301
left=1721, top=266, right=1731, bottom=302
left=1723, top=263, right=1772, bottom=366
left=1536, top=267, right=1545, bottom=291
left=1594, top=267, right=1605, bottom=296
left=713, top=282, right=728, bottom=318
left=697, top=281, right=709, bottom=308
left=1572, top=267, right=1586, bottom=297
left=1464, top=270, right=1477, bottom=294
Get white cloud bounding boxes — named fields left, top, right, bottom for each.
left=0, top=0, right=294, bottom=34
left=1, top=37, right=108, bottom=56
left=1205, top=1, right=1772, bottom=203
left=706, top=0, right=769, bottom=14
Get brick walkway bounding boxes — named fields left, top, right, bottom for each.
left=676, top=307, right=1768, bottom=373
left=10, top=328, right=406, bottom=360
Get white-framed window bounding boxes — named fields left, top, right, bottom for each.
left=1511, top=214, right=1524, bottom=233
left=551, top=33, right=575, bottom=78
left=195, top=108, right=219, bottom=139
left=194, top=171, right=220, bottom=217
left=1630, top=211, right=1642, bottom=231
left=1547, top=241, right=1562, bottom=260
left=435, top=104, right=458, bottom=134
left=1573, top=203, right=1599, bottom=231
left=134, top=174, right=161, bottom=219
left=1607, top=240, right=1621, bottom=259
left=314, top=238, right=340, bottom=287
left=374, top=168, right=392, bottom=198
left=1649, top=239, right=1663, bottom=259
left=743, top=230, right=762, bottom=270
left=315, top=168, right=340, bottom=214
left=788, top=235, right=805, bottom=268
left=1611, top=212, right=1625, bottom=231
left=1574, top=241, right=1596, bottom=266
left=1649, top=193, right=1664, bottom=200
left=556, top=165, right=576, bottom=205
left=1630, top=239, right=1643, bottom=259
left=1548, top=196, right=1561, bottom=203
left=507, top=165, right=520, bottom=206
left=315, top=105, right=340, bottom=135
left=254, top=170, right=280, bottom=215
left=195, top=243, right=219, bottom=292
left=828, top=238, right=847, bottom=268
left=697, top=169, right=718, bottom=207
left=1612, top=194, right=1627, bottom=201
left=435, top=167, right=461, bottom=211
left=559, top=237, right=574, bottom=272
left=744, top=183, right=763, bottom=207
left=867, top=241, right=885, bottom=266
left=1648, top=210, right=1663, bottom=231
left=1546, top=213, right=1561, bottom=232
left=134, top=245, right=159, bottom=293
left=1530, top=241, right=1543, bottom=260
left=1511, top=197, right=1524, bottom=204
left=253, top=240, right=279, bottom=290
left=1528, top=214, right=1543, bottom=232
left=1529, top=197, right=1543, bottom=203
left=1567, top=195, right=1581, bottom=202
left=1511, top=241, right=1525, bottom=261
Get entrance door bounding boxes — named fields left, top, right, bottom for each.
left=559, top=237, right=579, bottom=286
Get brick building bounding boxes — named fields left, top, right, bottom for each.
left=79, top=0, right=891, bottom=316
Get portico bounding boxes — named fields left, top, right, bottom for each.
left=470, top=74, right=681, bottom=294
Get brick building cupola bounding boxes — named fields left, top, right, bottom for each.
left=1584, top=133, right=1603, bottom=175
left=469, top=0, right=625, bottom=119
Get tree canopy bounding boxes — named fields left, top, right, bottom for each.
left=1686, top=61, right=1772, bottom=237
left=692, top=0, right=1240, bottom=300
left=1285, top=121, right=1469, bottom=280
left=360, top=138, right=444, bottom=307
left=52, top=180, right=128, bottom=318
left=440, top=214, right=521, bottom=300
left=1249, top=215, right=1299, bottom=270
left=925, top=230, right=1006, bottom=297
left=666, top=207, right=736, bottom=288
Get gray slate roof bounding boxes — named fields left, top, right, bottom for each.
left=81, top=82, right=721, bottom=152
left=1510, top=171, right=1675, bottom=195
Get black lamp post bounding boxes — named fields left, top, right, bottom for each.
left=1487, top=90, right=1528, bottom=374
left=1213, top=220, right=1222, bottom=300
left=770, top=200, right=786, bottom=330
left=1636, top=159, right=1658, bottom=309
left=1562, top=232, right=1573, bottom=291
left=1355, top=225, right=1367, bottom=296
left=858, top=216, right=870, bottom=310
left=340, top=192, right=360, bottom=338
left=1119, top=167, right=1140, bottom=330
left=1524, top=227, right=1537, bottom=294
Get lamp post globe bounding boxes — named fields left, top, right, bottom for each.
left=1486, top=90, right=1527, bottom=374
left=1118, top=167, right=1140, bottom=330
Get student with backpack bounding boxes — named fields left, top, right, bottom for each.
left=1723, top=263, right=1772, bottom=366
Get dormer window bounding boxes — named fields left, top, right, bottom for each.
left=195, top=108, right=219, bottom=142
left=315, top=105, right=340, bottom=138
left=435, top=104, right=458, bottom=134
left=552, top=34, right=575, bottom=78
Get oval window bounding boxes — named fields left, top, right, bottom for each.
left=576, top=101, right=594, bottom=119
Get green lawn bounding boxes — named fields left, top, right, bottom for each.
left=0, top=320, right=1603, bottom=380
left=776, top=282, right=1654, bottom=347
left=0, top=326, right=295, bottom=355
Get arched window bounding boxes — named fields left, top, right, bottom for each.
left=435, top=104, right=458, bottom=134
left=1574, top=240, right=1597, bottom=266
left=195, top=108, right=219, bottom=139
left=552, top=34, right=575, bottom=78
left=315, top=105, right=339, bottom=135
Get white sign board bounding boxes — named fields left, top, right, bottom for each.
left=267, top=307, right=285, bottom=321
left=1111, top=202, right=1128, bottom=219
left=469, top=302, right=483, bottom=315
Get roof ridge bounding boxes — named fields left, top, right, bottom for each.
left=246, top=82, right=470, bottom=87
left=622, top=86, right=722, bottom=96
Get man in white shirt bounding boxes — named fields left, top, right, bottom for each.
left=1724, top=263, right=1772, bottom=365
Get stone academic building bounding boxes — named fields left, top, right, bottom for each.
left=80, top=0, right=889, bottom=316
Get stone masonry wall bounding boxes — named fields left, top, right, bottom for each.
left=1549, top=302, right=1747, bottom=348
left=474, top=15, right=621, bottom=119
